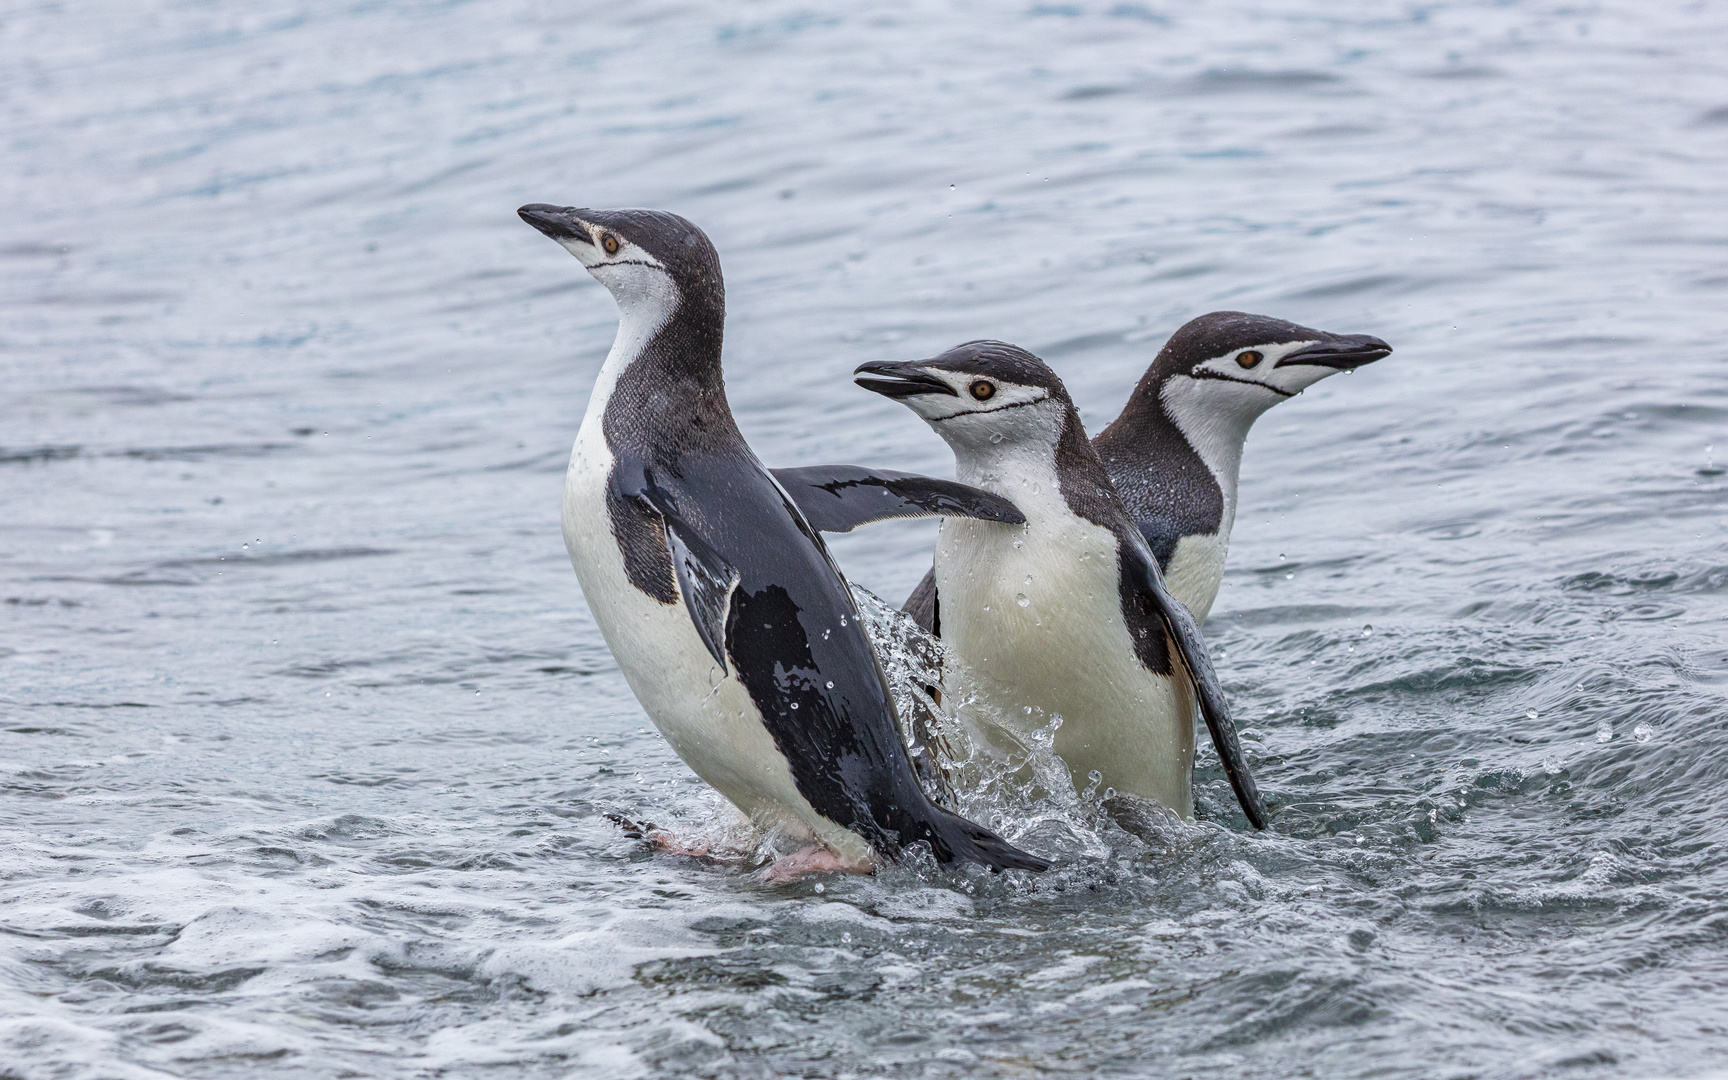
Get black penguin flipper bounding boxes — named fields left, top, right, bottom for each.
left=930, top=812, right=1051, bottom=872
left=771, top=465, right=1024, bottom=534
left=631, top=488, right=739, bottom=672
left=902, top=566, right=940, bottom=635
left=1121, top=534, right=1270, bottom=831
left=623, top=454, right=1044, bottom=872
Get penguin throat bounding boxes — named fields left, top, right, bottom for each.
left=588, top=270, right=732, bottom=444
left=583, top=274, right=677, bottom=422
left=951, top=437, right=1068, bottom=520
left=1156, top=374, right=1272, bottom=523
left=939, top=400, right=1065, bottom=485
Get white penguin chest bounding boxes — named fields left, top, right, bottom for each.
left=932, top=482, right=1194, bottom=813
left=1164, top=529, right=1230, bottom=623
left=1156, top=377, right=1252, bottom=623
left=561, top=418, right=751, bottom=775
left=934, top=501, right=1124, bottom=695
left=560, top=406, right=865, bottom=862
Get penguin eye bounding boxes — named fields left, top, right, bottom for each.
left=600, top=234, right=620, bottom=255
left=969, top=380, right=996, bottom=401
left=1236, top=350, right=1264, bottom=369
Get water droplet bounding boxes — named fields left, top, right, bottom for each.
left=822, top=629, right=831, bottom=639
left=1285, top=572, right=1294, bottom=580
left=826, top=681, right=834, bottom=689
left=989, top=433, right=1004, bottom=444
left=1016, top=593, right=1029, bottom=607
left=842, top=931, right=852, bottom=943
left=1595, top=720, right=1613, bottom=743
left=1088, top=770, right=1102, bottom=783
left=1362, top=625, right=1373, bottom=636
left=814, top=883, right=825, bottom=894
left=1023, top=574, right=1033, bottom=585
left=982, top=604, right=990, bottom=611
left=1103, top=787, right=1116, bottom=799
left=789, top=702, right=798, bottom=710
left=1633, top=722, right=1654, bottom=742
left=839, top=616, right=846, bottom=626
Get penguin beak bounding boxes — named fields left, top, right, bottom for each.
left=1274, top=334, right=1392, bottom=371
left=854, top=360, right=960, bottom=399
left=517, top=204, right=594, bottom=244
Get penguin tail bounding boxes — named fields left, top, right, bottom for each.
left=927, top=812, right=1051, bottom=873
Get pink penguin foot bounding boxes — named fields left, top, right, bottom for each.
left=606, top=813, right=746, bottom=863
left=648, top=830, right=713, bottom=858
left=759, top=844, right=873, bottom=883
left=649, top=830, right=753, bottom=865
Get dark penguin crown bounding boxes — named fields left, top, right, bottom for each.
left=516, top=204, right=725, bottom=320
left=580, top=208, right=722, bottom=288
left=1111, top=310, right=1390, bottom=419
left=927, top=340, right=1075, bottom=401
left=922, top=339, right=1121, bottom=523
left=1152, top=311, right=1326, bottom=377
left=522, top=202, right=731, bottom=365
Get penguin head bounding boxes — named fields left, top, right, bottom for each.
left=855, top=340, right=1071, bottom=455
left=517, top=204, right=723, bottom=317
left=1147, top=311, right=1392, bottom=416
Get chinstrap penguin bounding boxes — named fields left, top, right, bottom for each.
left=517, top=204, right=1047, bottom=875
left=856, top=341, right=1268, bottom=827
left=904, top=312, right=1392, bottom=630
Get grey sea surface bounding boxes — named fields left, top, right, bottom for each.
left=5, top=1, right=1728, bottom=1077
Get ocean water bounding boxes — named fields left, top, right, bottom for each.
left=5, top=0, right=1728, bottom=1076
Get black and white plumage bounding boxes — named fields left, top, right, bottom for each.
left=1096, top=312, right=1393, bottom=620
left=904, top=312, right=1392, bottom=630
left=517, top=204, right=1046, bottom=873
left=856, top=342, right=1268, bottom=828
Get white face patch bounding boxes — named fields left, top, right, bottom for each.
left=555, top=217, right=669, bottom=288
left=553, top=219, right=661, bottom=270
left=893, top=368, right=1051, bottom=424
left=556, top=217, right=678, bottom=332
left=1159, top=338, right=1349, bottom=532
left=890, top=367, right=1063, bottom=466
left=1184, top=339, right=1346, bottom=400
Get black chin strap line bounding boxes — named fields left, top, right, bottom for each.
left=1187, top=369, right=1295, bottom=398
left=930, top=396, right=1046, bottom=423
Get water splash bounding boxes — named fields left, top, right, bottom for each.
left=850, top=585, right=1117, bottom=863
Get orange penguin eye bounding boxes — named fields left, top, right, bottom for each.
left=601, top=234, right=620, bottom=255
left=969, top=380, right=996, bottom=401
left=1236, top=350, right=1264, bottom=369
